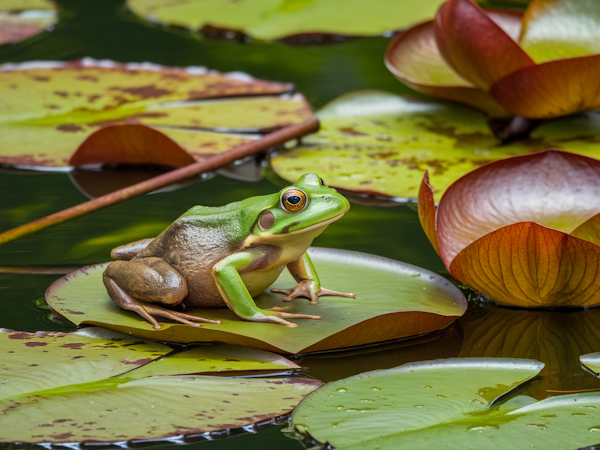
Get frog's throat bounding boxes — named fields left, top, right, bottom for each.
left=284, top=212, right=346, bottom=236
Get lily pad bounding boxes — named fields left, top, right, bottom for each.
left=291, top=358, right=546, bottom=449
left=0, top=327, right=320, bottom=444
left=46, top=247, right=467, bottom=354
left=0, top=59, right=312, bottom=168
left=271, top=90, right=600, bottom=201
left=292, top=356, right=600, bottom=449
left=0, top=0, right=56, bottom=46
left=127, top=0, right=447, bottom=41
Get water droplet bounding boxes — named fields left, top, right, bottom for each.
left=540, top=414, right=556, bottom=419
left=360, top=399, right=375, bottom=403
left=336, top=388, right=347, bottom=393
left=527, top=424, right=546, bottom=430
left=589, top=426, right=600, bottom=432
left=370, top=387, right=381, bottom=391
left=437, top=395, right=447, bottom=398
left=583, top=406, right=596, bottom=409
left=413, top=405, right=424, bottom=408
left=424, top=385, right=432, bottom=389
left=572, top=413, right=586, bottom=417
left=468, top=425, right=499, bottom=431
left=337, top=406, right=344, bottom=409
left=328, top=395, right=334, bottom=398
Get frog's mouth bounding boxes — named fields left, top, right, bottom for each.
left=286, top=212, right=346, bottom=235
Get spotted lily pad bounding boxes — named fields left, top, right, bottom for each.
left=46, top=247, right=467, bottom=354
left=292, top=357, right=600, bottom=449
left=0, top=327, right=319, bottom=444
left=0, top=59, right=311, bottom=168
left=127, top=0, right=447, bottom=41
left=0, top=0, right=56, bottom=46
left=271, top=90, right=600, bottom=201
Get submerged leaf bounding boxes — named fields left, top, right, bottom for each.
left=46, top=247, right=467, bottom=354
left=0, top=60, right=312, bottom=168
left=127, top=0, right=447, bottom=40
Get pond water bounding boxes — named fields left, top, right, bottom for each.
left=1, top=1, right=600, bottom=449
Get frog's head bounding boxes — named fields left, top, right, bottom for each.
left=254, top=173, right=350, bottom=238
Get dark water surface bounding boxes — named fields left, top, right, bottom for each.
left=1, top=1, right=600, bottom=448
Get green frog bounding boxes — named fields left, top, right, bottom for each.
left=103, top=173, right=354, bottom=329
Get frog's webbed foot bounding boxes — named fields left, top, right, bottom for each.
left=271, top=280, right=355, bottom=305
left=248, top=308, right=321, bottom=328
left=104, top=277, right=221, bottom=330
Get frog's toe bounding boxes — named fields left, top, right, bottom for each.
left=318, top=288, right=356, bottom=298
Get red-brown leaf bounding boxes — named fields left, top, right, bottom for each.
left=436, top=150, right=600, bottom=268
left=489, top=54, right=600, bottom=118
left=69, top=124, right=197, bottom=167
left=385, top=21, right=508, bottom=116
left=418, top=171, right=441, bottom=256
left=450, top=222, right=600, bottom=308
left=434, top=0, right=534, bottom=89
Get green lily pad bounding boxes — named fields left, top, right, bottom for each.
left=291, top=358, right=544, bottom=449
left=292, top=356, right=600, bottom=449
left=0, top=0, right=56, bottom=46
left=0, top=327, right=319, bottom=444
left=0, top=59, right=311, bottom=168
left=271, top=90, right=600, bottom=201
left=46, top=247, right=467, bottom=354
left=0, top=327, right=170, bottom=401
left=127, top=0, right=447, bottom=41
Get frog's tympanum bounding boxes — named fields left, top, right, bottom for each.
left=103, top=173, right=355, bottom=329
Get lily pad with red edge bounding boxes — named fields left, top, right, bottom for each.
left=271, top=90, right=600, bottom=202
left=126, top=0, right=447, bottom=41
left=0, top=59, right=312, bottom=169
left=45, top=247, right=467, bottom=354
left=0, top=327, right=319, bottom=445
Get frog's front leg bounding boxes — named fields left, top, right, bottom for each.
left=212, top=251, right=321, bottom=327
left=103, top=257, right=221, bottom=329
left=271, top=252, right=355, bottom=304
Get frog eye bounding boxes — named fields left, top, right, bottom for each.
left=319, top=177, right=326, bottom=186
left=281, top=189, right=307, bottom=212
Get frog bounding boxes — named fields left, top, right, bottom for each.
left=103, top=173, right=355, bottom=329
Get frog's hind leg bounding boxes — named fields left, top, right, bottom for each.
left=103, top=257, right=221, bottom=329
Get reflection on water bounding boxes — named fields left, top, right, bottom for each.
left=458, top=303, right=600, bottom=399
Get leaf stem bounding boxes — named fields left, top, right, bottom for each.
left=0, top=117, right=319, bottom=246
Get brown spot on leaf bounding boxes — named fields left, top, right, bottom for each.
left=339, top=127, right=367, bottom=136
left=109, top=85, right=173, bottom=99
left=25, top=341, right=48, bottom=348
left=59, top=343, right=85, bottom=349
left=49, top=432, right=75, bottom=439
left=54, top=91, right=68, bottom=97
left=32, top=76, right=50, bottom=82
left=9, top=332, right=31, bottom=340
left=121, top=358, right=153, bottom=365
left=56, top=124, right=84, bottom=133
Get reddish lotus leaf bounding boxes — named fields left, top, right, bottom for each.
left=419, top=149, right=600, bottom=308
left=489, top=55, right=600, bottom=119
left=435, top=150, right=600, bottom=268
left=486, top=10, right=524, bottom=42
left=418, top=171, right=440, bottom=255
left=434, top=0, right=534, bottom=90
left=384, top=21, right=508, bottom=117
left=450, top=222, right=600, bottom=308
left=69, top=124, right=197, bottom=167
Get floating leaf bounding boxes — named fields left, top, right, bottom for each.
left=126, top=0, right=447, bottom=41
left=581, top=353, right=600, bottom=376
left=291, top=358, right=551, bottom=449
left=46, top=247, right=467, bottom=354
left=0, top=327, right=319, bottom=444
left=272, top=90, right=600, bottom=202
left=0, top=327, right=170, bottom=401
left=0, top=59, right=312, bottom=168
left=0, top=0, right=56, bottom=46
